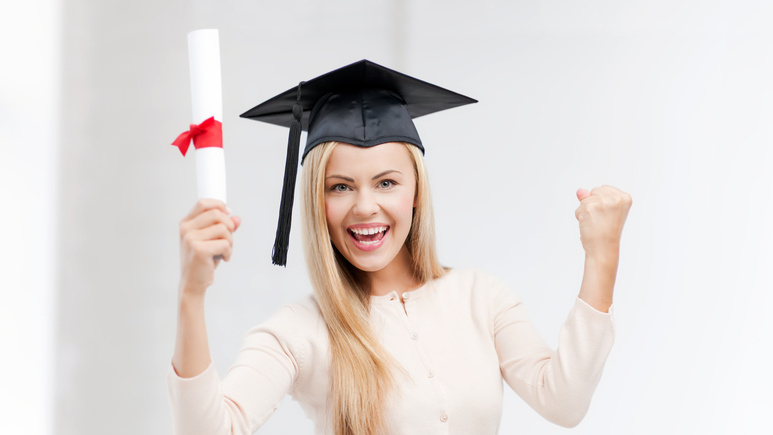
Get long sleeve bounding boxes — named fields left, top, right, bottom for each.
left=167, top=305, right=302, bottom=435
left=491, top=282, right=615, bottom=427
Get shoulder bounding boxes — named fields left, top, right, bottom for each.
left=425, top=268, right=521, bottom=313
left=434, top=268, right=524, bottom=320
left=254, top=294, right=326, bottom=341
left=435, top=267, right=517, bottom=300
left=240, top=294, right=328, bottom=379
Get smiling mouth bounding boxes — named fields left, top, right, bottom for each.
left=348, top=226, right=389, bottom=246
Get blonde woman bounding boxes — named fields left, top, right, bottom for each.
left=168, top=60, right=632, bottom=435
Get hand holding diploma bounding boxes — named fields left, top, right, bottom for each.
left=178, top=199, right=241, bottom=295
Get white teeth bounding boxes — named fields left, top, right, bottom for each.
left=351, top=226, right=386, bottom=235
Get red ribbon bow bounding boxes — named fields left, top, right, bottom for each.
left=171, top=116, right=223, bottom=156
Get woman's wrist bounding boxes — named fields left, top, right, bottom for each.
left=178, top=282, right=207, bottom=307
left=578, top=250, right=620, bottom=313
left=584, top=243, right=620, bottom=266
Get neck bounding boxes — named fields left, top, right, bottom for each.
left=368, top=245, right=421, bottom=297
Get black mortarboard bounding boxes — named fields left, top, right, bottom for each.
left=241, top=59, right=477, bottom=266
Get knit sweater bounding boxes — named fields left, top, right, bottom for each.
left=168, top=268, right=615, bottom=434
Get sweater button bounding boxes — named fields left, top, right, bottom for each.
left=410, top=333, right=418, bottom=340
left=427, top=370, right=434, bottom=378
left=440, top=412, right=448, bottom=422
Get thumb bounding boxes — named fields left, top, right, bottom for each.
left=576, top=188, right=591, bottom=202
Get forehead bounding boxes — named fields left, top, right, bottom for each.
left=325, top=142, right=415, bottom=175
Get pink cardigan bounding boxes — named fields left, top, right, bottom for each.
left=168, top=268, right=615, bottom=434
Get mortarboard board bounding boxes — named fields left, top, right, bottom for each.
left=241, top=59, right=477, bottom=266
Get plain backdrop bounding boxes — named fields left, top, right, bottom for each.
left=2, top=0, right=772, bottom=434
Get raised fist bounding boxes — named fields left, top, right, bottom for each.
left=575, top=185, right=632, bottom=259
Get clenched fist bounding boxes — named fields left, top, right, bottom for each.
left=575, top=185, right=632, bottom=260
left=179, top=199, right=241, bottom=296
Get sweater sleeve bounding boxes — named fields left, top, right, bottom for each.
left=167, top=305, right=301, bottom=435
left=490, top=280, right=615, bottom=428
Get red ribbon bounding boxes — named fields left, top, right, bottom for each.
left=171, top=116, right=223, bottom=156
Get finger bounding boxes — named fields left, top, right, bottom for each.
left=193, top=223, right=234, bottom=246
left=221, top=243, right=234, bottom=262
left=231, top=215, right=242, bottom=232
left=211, top=239, right=233, bottom=262
left=576, top=188, right=591, bottom=202
left=185, top=208, right=236, bottom=233
left=182, top=199, right=229, bottom=222
left=192, top=238, right=232, bottom=262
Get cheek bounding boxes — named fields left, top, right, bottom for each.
left=390, top=192, right=417, bottom=226
left=324, top=197, right=346, bottom=237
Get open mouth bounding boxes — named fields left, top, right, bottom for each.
left=348, top=225, right=389, bottom=246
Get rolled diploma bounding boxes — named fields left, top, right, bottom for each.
left=187, top=29, right=227, bottom=203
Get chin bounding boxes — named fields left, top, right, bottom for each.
left=339, top=250, right=394, bottom=273
left=352, top=260, right=390, bottom=273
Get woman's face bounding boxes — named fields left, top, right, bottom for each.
left=324, top=142, right=416, bottom=274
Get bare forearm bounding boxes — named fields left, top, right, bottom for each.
left=172, top=288, right=212, bottom=378
left=577, top=249, right=619, bottom=313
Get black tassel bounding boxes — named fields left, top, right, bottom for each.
left=272, top=82, right=305, bottom=266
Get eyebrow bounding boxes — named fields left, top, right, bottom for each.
left=372, top=170, right=401, bottom=180
left=325, top=170, right=402, bottom=182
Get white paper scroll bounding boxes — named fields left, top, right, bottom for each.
left=187, top=29, right=227, bottom=203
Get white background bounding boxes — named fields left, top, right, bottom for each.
left=2, top=0, right=771, bottom=434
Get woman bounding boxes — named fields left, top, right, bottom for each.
left=168, top=60, right=632, bottom=435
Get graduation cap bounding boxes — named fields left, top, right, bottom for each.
left=241, top=59, right=477, bottom=266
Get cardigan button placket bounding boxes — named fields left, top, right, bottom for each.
left=393, top=287, right=449, bottom=432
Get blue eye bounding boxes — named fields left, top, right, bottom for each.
left=378, top=180, right=395, bottom=189
left=331, top=184, right=350, bottom=192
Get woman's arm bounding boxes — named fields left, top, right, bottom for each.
left=168, top=200, right=301, bottom=435
left=172, top=199, right=240, bottom=378
left=494, top=185, right=630, bottom=427
left=574, top=186, right=632, bottom=312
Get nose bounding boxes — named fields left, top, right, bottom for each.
left=352, top=190, right=379, bottom=217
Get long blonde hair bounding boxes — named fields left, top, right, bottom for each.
left=300, top=141, right=445, bottom=435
